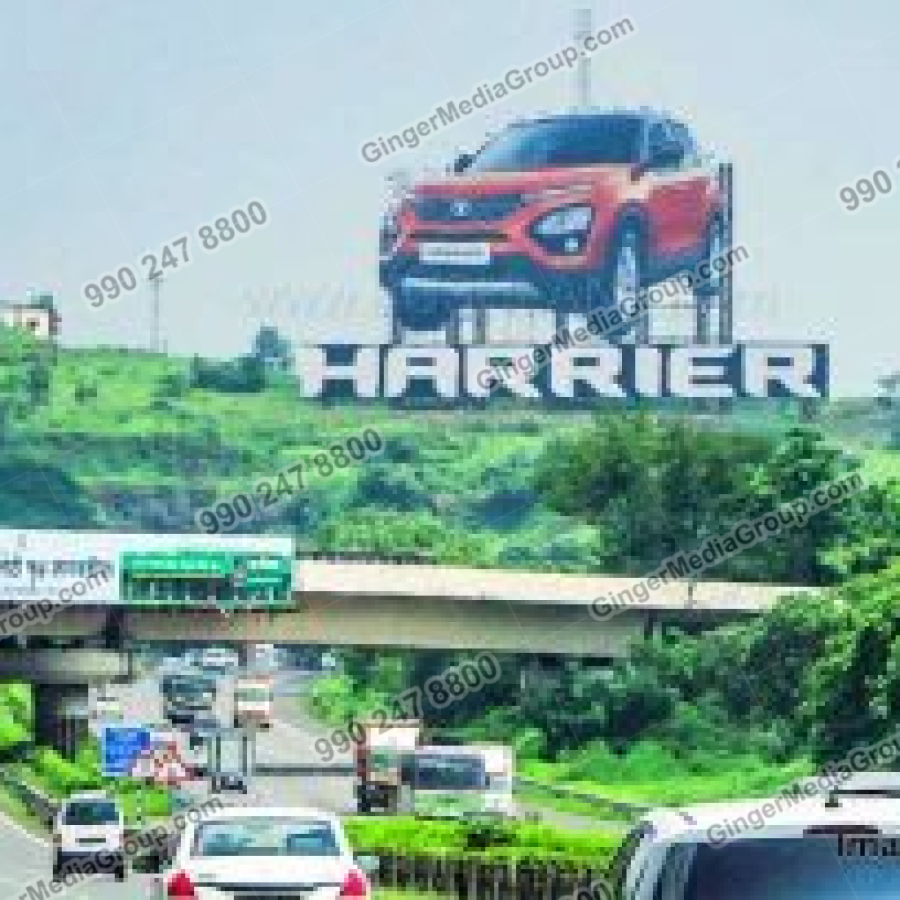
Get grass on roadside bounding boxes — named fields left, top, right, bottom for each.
left=519, top=757, right=812, bottom=809
left=345, top=815, right=621, bottom=866
left=514, top=787, right=633, bottom=825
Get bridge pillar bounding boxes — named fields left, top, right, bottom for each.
left=34, top=684, right=89, bottom=758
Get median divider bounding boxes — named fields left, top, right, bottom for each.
left=362, top=850, right=616, bottom=899
left=254, top=763, right=355, bottom=776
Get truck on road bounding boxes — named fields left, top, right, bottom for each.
left=400, top=744, right=515, bottom=819
left=354, top=719, right=422, bottom=814
left=232, top=675, right=274, bottom=729
left=163, top=672, right=216, bottom=725
left=354, top=719, right=515, bottom=819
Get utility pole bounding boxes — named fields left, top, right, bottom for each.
left=149, top=272, right=163, bottom=353
left=575, top=8, right=592, bottom=108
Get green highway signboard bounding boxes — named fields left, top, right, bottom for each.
left=122, top=551, right=234, bottom=577
left=120, top=550, right=293, bottom=607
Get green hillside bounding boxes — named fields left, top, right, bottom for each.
left=2, top=343, right=855, bottom=576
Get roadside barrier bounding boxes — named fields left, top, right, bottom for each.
left=0, top=766, right=200, bottom=872
left=0, top=767, right=57, bottom=830
left=366, top=851, right=615, bottom=900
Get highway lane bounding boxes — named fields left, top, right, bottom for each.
left=0, top=664, right=614, bottom=900
left=0, top=670, right=348, bottom=900
left=121, top=667, right=626, bottom=830
left=0, top=809, right=161, bottom=900
left=268, top=672, right=625, bottom=831
left=117, top=669, right=354, bottom=814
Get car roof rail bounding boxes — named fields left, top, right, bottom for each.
left=820, top=772, right=900, bottom=805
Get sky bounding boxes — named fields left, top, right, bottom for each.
left=0, top=0, right=898, bottom=396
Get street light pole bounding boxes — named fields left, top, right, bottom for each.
left=575, top=8, right=592, bottom=108
left=150, top=273, right=163, bottom=353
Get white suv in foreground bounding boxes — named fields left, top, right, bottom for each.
left=158, top=806, right=377, bottom=899
left=611, top=779, right=900, bottom=898
left=53, top=792, right=126, bottom=882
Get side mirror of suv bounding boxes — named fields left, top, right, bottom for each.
left=452, top=152, right=475, bottom=174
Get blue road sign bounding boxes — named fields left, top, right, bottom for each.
left=101, top=725, right=154, bottom=778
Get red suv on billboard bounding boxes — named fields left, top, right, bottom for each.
left=379, top=109, right=726, bottom=339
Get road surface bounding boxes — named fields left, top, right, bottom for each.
left=0, top=666, right=620, bottom=900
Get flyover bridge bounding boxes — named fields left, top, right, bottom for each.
left=11, top=557, right=814, bottom=657
left=0, top=532, right=818, bottom=754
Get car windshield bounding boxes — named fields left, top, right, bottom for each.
left=236, top=688, right=271, bottom=701
left=174, top=683, right=206, bottom=696
left=411, top=755, right=486, bottom=790
left=191, top=818, right=342, bottom=857
left=465, top=115, right=642, bottom=172
left=662, top=836, right=900, bottom=898
left=64, top=801, right=118, bottom=825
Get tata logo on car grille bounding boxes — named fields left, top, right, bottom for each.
left=452, top=200, right=471, bottom=217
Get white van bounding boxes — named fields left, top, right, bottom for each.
left=53, top=792, right=126, bottom=882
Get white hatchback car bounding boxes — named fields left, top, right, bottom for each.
left=53, top=792, right=126, bottom=882
left=610, top=779, right=900, bottom=899
left=158, top=806, right=377, bottom=899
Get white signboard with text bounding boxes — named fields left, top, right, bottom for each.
left=0, top=530, right=293, bottom=606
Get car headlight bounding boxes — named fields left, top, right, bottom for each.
left=533, top=204, right=593, bottom=236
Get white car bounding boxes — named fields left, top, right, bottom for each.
left=612, top=777, right=900, bottom=898
left=53, top=792, right=126, bottom=882
left=201, top=648, right=239, bottom=671
left=159, top=806, right=377, bottom=899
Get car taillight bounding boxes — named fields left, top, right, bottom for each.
left=167, top=871, right=196, bottom=897
left=340, top=869, right=369, bottom=898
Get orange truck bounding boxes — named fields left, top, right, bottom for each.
left=354, top=719, right=422, bottom=813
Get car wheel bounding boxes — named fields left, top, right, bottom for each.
left=391, top=289, right=453, bottom=340
left=601, top=220, right=648, bottom=344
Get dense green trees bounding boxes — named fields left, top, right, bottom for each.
left=535, top=416, right=879, bottom=585
left=319, top=414, right=900, bottom=771
left=0, top=325, right=51, bottom=438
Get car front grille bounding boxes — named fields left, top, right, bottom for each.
left=413, top=194, right=523, bottom=222
left=196, top=882, right=339, bottom=898
left=410, top=231, right=507, bottom=242
left=233, top=893, right=311, bottom=899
